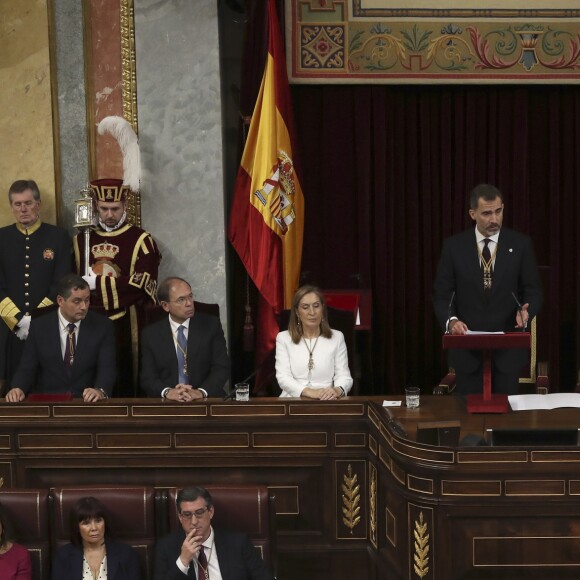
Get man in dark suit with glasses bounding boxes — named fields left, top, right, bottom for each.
left=154, top=486, right=274, bottom=580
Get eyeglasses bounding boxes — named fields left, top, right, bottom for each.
left=178, top=507, right=210, bottom=520
left=169, top=293, right=194, bottom=306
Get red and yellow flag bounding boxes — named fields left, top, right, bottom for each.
left=228, top=0, right=304, bottom=365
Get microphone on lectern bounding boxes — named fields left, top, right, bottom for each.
left=511, top=291, right=527, bottom=332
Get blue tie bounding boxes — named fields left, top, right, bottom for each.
left=176, top=325, right=189, bottom=384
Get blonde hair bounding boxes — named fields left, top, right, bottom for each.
left=288, top=285, right=332, bottom=344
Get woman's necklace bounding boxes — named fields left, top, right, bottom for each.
left=303, top=335, right=320, bottom=386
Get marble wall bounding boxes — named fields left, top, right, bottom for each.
left=135, top=0, right=227, bottom=322
left=0, top=0, right=57, bottom=227
left=54, top=0, right=89, bottom=229
left=54, top=0, right=228, bottom=326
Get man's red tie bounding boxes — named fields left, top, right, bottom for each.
left=197, top=545, right=209, bottom=579
left=64, top=323, right=76, bottom=373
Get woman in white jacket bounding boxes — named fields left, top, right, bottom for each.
left=276, top=285, right=353, bottom=399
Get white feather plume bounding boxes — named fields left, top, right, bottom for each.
left=97, top=116, right=141, bottom=192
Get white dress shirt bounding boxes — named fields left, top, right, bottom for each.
left=58, top=310, right=80, bottom=358
left=161, top=315, right=208, bottom=397
left=475, top=227, right=500, bottom=267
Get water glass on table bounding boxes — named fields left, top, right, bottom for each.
left=235, top=382, right=250, bottom=402
left=405, top=387, right=420, bottom=408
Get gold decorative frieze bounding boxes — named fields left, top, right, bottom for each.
left=120, top=0, right=138, bottom=132
left=341, top=464, right=361, bottom=534
left=288, top=1, right=580, bottom=84
left=413, top=512, right=430, bottom=578
left=369, top=463, right=377, bottom=548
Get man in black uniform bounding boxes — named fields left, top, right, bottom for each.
left=0, top=180, right=71, bottom=393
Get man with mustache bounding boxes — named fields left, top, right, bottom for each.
left=74, top=179, right=161, bottom=396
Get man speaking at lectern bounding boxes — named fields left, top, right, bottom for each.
left=433, top=184, right=542, bottom=395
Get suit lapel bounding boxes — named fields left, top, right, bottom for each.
left=72, top=314, right=92, bottom=375
left=186, top=316, right=200, bottom=378
left=162, top=319, right=180, bottom=384
left=490, top=228, right=513, bottom=293
left=461, top=230, right=485, bottom=299
left=213, top=529, right=230, bottom=580
left=51, top=313, right=65, bottom=361
left=51, top=312, right=72, bottom=382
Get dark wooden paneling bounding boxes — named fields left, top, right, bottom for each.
left=1, top=396, right=580, bottom=578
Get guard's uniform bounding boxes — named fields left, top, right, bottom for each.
left=74, top=222, right=161, bottom=396
left=0, top=221, right=72, bottom=386
left=73, top=224, right=160, bottom=320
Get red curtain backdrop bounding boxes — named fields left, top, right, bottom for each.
left=228, top=2, right=579, bottom=394
left=291, top=84, right=579, bottom=393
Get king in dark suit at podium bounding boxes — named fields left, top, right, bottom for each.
left=433, top=184, right=543, bottom=394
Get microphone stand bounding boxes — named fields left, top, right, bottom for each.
left=446, top=291, right=455, bottom=334
left=511, top=292, right=527, bottom=333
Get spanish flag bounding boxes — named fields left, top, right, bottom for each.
left=228, top=0, right=304, bottom=372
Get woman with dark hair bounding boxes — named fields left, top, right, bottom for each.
left=276, top=285, right=353, bottom=399
left=0, top=503, right=31, bottom=580
left=52, top=496, right=141, bottom=580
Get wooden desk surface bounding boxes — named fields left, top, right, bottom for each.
left=0, top=395, right=579, bottom=579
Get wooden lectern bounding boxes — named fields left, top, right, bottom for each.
left=442, top=333, right=531, bottom=413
